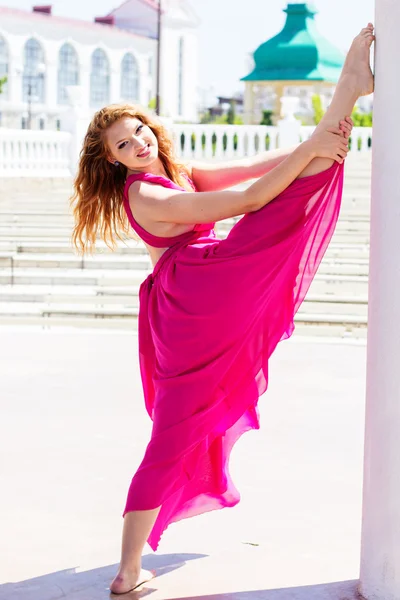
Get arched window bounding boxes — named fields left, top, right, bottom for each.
left=0, top=36, right=9, bottom=99
left=22, top=38, right=46, bottom=104
left=121, top=53, right=139, bottom=102
left=90, top=48, right=110, bottom=106
left=58, top=43, right=79, bottom=105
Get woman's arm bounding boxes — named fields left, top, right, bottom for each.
left=131, top=130, right=348, bottom=226
left=189, top=117, right=353, bottom=192
left=190, top=146, right=298, bottom=192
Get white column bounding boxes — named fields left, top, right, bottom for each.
left=359, top=2, right=400, bottom=599
left=45, top=56, right=58, bottom=108
left=277, top=96, right=301, bottom=148
left=109, top=51, right=120, bottom=104
left=61, top=86, right=90, bottom=175
left=243, top=82, right=255, bottom=125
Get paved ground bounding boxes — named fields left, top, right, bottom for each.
left=0, top=328, right=367, bottom=600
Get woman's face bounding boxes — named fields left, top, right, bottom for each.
left=105, top=117, right=159, bottom=172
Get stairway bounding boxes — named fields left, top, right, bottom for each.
left=0, top=155, right=372, bottom=338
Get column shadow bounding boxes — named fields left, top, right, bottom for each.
left=165, top=580, right=361, bottom=600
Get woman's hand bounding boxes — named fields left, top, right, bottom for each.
left=339, top=116, right=354, bottom=139
left=307, top=128, right=350, bottom=164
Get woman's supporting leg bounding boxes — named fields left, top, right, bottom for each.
left=110, top=507, right=161, bottom=594
left=299, top=24, right=375, bottom=178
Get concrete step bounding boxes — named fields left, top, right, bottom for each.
left=0, top=240, right=371, bottom=261
left=0, top=285, right=367, bottom=315
left=0, top=268, right=151, bottom=286
left=0, top=302, right=368, bottom=323
left=0, top=286, right=140, bottom=307
left=309, top=274, right=368, bottom=295
left=0, top=266, right=368, bottom=290
left=0, top=253, right=151, bottom=270
left=0, top=254, right=370, bottom=276
left=0, top=308, right=368, bottom=339
left=0, top=231, right=371, bottom=247
left=0, top=240, right=146, bottom=255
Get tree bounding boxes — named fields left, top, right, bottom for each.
left=260, top=110, right=273, bottom=126
left=0, top=76, right=7, bottom=95
left=226, top=100, right=236, bottom=125
left=312, top=94, right=325, bottom=125
left=148, top=96, right=163, bottom=113
left=351, top=108, right=373, bottom=127
left=199, top=110, right=243, bottom=126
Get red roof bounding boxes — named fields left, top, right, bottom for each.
left=0, top=5, right=150, bottom=41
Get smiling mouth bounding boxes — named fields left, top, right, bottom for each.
left=137, top=144, right=150, bottom=158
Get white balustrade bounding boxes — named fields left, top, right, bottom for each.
left=299, top=126, right=315, bottom=142
left=172, top=124, right=372, bottom=161
left=349, top=127, right=373, bottom=153
left=0, top=123, right=373, bottom=178
left=170, top=124, right=279, bottom=161
left=302, top=125, right=373, bottom=153
left=0, top=129, right=72, bottom=177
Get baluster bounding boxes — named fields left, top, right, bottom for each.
left=248, top=128, right=257, bottom=156
left=225, top=128, right=235, bottom=158
left=194, top=127, right=203, bottom=159
left=235, top=130, right=244, bottom=157
left=203, top=128, right=212, bottom=159
left=214, top=128, right=224, bottom=159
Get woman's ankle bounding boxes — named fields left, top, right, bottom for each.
left=118, top=559, right=142, bottom=574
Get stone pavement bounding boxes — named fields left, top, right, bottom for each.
left=0, top=329, right=367, bottom=599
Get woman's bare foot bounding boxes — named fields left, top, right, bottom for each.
left=110, top=567, right=154, bottom=595
left=342, top=23, right=375, bottom=96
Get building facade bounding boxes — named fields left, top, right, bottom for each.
left=0, top=2, right=199, bottom=130
left=241, top=3, right=345, bottom=125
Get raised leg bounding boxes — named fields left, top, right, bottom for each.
left=110, top=507, right=161, bottom=594
left=299, top=24, right=375, bottom=178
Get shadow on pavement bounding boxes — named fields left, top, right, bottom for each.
left=168, top=579, right=360, bottom=600
left=0, top=552, right=207, bottom=599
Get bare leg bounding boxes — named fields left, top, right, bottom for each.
left=110, top=507, right=161, bottom=594
left=299, top=24, right=375, bottom=178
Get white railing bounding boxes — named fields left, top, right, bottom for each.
left=301, top=125, right=372, bottom=153
left=0, top=123, right=373, bottom=177
left=0, top=129, right=72, bottom=177
left=348, top=127, right=373, bottom=152
left=172, top=124, right=373, bottom=161
left=171, top=124, right=279, bottom=161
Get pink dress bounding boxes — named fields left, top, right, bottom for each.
left=122, top=163, right=344, bottom=550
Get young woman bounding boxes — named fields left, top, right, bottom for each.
left=71, top=25, right=374, bottom=595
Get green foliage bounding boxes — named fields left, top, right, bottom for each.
left=312, top=94, right=325, bottom=125
left=351, top=109, right=373, bottom=127
left=148, top=96, right=164, bottom=113
left=226, top=100, right=236, bottom=125
left=260, top=110, right=274, bottom=126
left=199, top=111, right=213, bottom=124
left=199, top=111, right=243, bottom=125
left=0, top=76, right=7, bottom=95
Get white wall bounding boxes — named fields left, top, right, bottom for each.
left=0, top=7, right=200, bottom=128
left=0, top=13, right=155, bottom=130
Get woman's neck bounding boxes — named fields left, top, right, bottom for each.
left=127, top=159, right=167, bottom=178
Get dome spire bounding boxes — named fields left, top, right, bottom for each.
left=241, top=1, right=344, bottom=84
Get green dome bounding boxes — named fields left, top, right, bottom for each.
left=242, top=3, right=345, bottom=83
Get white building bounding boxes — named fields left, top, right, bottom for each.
left=0, top=2, right=199, bottom=130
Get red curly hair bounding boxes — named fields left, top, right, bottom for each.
left=70, top=103, right=191, bottom=255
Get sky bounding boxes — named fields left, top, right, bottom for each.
left=6, top=0, right=375, bottom=100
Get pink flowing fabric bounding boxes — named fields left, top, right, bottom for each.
left=122, top=162, right=344, bottom=550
